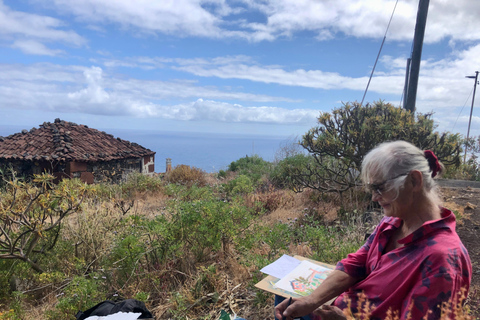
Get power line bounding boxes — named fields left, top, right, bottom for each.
left=452, top=86, right=474, bottom=132
left=360, top=0, right=400, bottom=106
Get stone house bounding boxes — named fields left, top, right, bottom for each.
left=0, top=119, right=155, bottom=184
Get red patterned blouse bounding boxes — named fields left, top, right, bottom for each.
left=332, top=208, right=471, bottom=319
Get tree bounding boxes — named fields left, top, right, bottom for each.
left=0, top=172, right=87, bottom=272
left=288, top=101, right=462, bottom=193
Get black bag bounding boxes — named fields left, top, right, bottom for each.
left=75, top=299, right=153, bottom=319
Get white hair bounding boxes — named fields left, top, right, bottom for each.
left=361, top=140, right=442, bottom=203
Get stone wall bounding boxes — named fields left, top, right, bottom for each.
left=1, top=157, right=151, bottom=184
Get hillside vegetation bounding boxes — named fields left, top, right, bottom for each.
left=0, top=167, right=371, bottom=320
left=1, top=102, right=479, bottom=319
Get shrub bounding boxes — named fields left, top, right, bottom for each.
left=166, top=197, right=255, bottom=261
left=261, top=223, right=292, bottom=259
left=228, top=155, right=272, bottom=184
left=444, top=136, right=480, bottom=181
left=45, top=276, right=103, bottom=320
left=165, top=165, right=207, bottom=187
left=225, top=175, right=254, bottom=196
left=0, top=173, right=87, bottom=273
left=122, top=172, right=164, bottom=194
left=270, top=154, right=317, bottom=191
left=217, top=169, right=227, bottom=179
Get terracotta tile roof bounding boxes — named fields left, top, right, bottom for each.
left=0, top=119, right=155, bottom=162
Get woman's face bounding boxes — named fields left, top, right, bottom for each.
left=368, top=173, right=412, bottom=219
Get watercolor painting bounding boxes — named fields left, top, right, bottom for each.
left=274, top=260, right=333, bottom=296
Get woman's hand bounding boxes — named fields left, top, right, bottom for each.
left=274, top=296, right=317, bottom=320
left=312, top=305, right=346, bottom=320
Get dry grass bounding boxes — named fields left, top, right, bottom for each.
left=466, top=284, right=480, bottom=318
left=131, top=192, right=170, bottom=219
left=164, top=164, right=207, bottom=187
left=258, top=190, right=340, bottom=227
left=5, top=181, right=476, bottom=320
left=245, top=188, right=295, bottom=214
left=342, top=288, right=473, bottom=320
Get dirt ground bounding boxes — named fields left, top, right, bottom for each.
left=442, top=186, right=480, bottom=318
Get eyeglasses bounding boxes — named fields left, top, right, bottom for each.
left=366, top=172, right=410, bottom=196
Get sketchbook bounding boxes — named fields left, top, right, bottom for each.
left=255, top=255, right=335, bottom=298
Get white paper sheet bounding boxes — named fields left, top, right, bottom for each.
left=260, top=254, right=301, bottom=279
left=85, top=312, right=141, bottom=320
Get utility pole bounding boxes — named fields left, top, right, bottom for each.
left=464, top=71, right=479, bottom=163
left=403, top=58, right=411, bottom=109
left=404, top=0, right=430, bottom=112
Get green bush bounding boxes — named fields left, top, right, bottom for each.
left=166, top=198, right=255, bottom=261
left=228, top=155, right=272, bottom=184
left=46, top=276, right=103, bottom=320
left=261, top=223, right=292, bottom=259
left=217, top=169, right=227, bottom=179
left=270, top=154, right=316, bottom=191
left=225, top=175, right=254, bottom=195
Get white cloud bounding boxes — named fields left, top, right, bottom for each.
left=0, top=0, right=86, bottom=55
left=68, top=67, right=110, bottom=103
left=11, top=39, right=64, bottom=56
left=240, top=0, right=480, bottom=43
left=145, top=41, right=479, bottom=114
left=160, top=99, right=319, bottom=123
left=35, top=0, right=480, bottom=43
left=0, top=63, right=311, bottom=123
left=2, top=0, right=479, bottom=55
left=48, top=0, right=228, bottom=38
left=168, top=55, right=367, bottom=90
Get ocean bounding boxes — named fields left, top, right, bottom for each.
left=108, top=129, right=292, bottom=173
left=0, top=125, right=296, bottom=173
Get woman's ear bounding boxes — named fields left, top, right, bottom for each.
left=409, top=170, right=424, bottom=191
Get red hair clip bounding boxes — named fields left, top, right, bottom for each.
left=424, top=150, right=440, bottom=178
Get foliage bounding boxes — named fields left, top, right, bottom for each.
left=217, top=169, right=227, bottom=179
left=227, top=155, right=272, bottom=184
left=446, top=136, right=480, bottom=181
left=121, top=172, right=164, bottom=195
left=245, top=187, right=295, bottom=214
left=2, top=152, right=474, bottom=319
left=45, top=276, right=103, bottom=320
left=165, top=164, right=207, bottom=187
left=295, top=101, right=463, bottom=193
left=165, top=184, right=214, bottom=202
left=0, top=172, right=87, bottom=272
left=224, top=175, right=254, bottom=196
left=299, top=219, right=362, bottom=264
left=166, top=197, right=255, bottom=260
left=270, top=154, right=316, bottom=190
left=261, top=223, right=291, bottom=260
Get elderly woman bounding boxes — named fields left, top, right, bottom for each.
left=275, top=140, right=471, bottom=320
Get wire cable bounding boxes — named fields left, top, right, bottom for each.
left=361, top=0, right=400, bottom=106
left=452, top=86, right=474, bottom=132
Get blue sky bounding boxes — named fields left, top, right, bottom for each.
left=1, top=0, right=480, bottom=140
